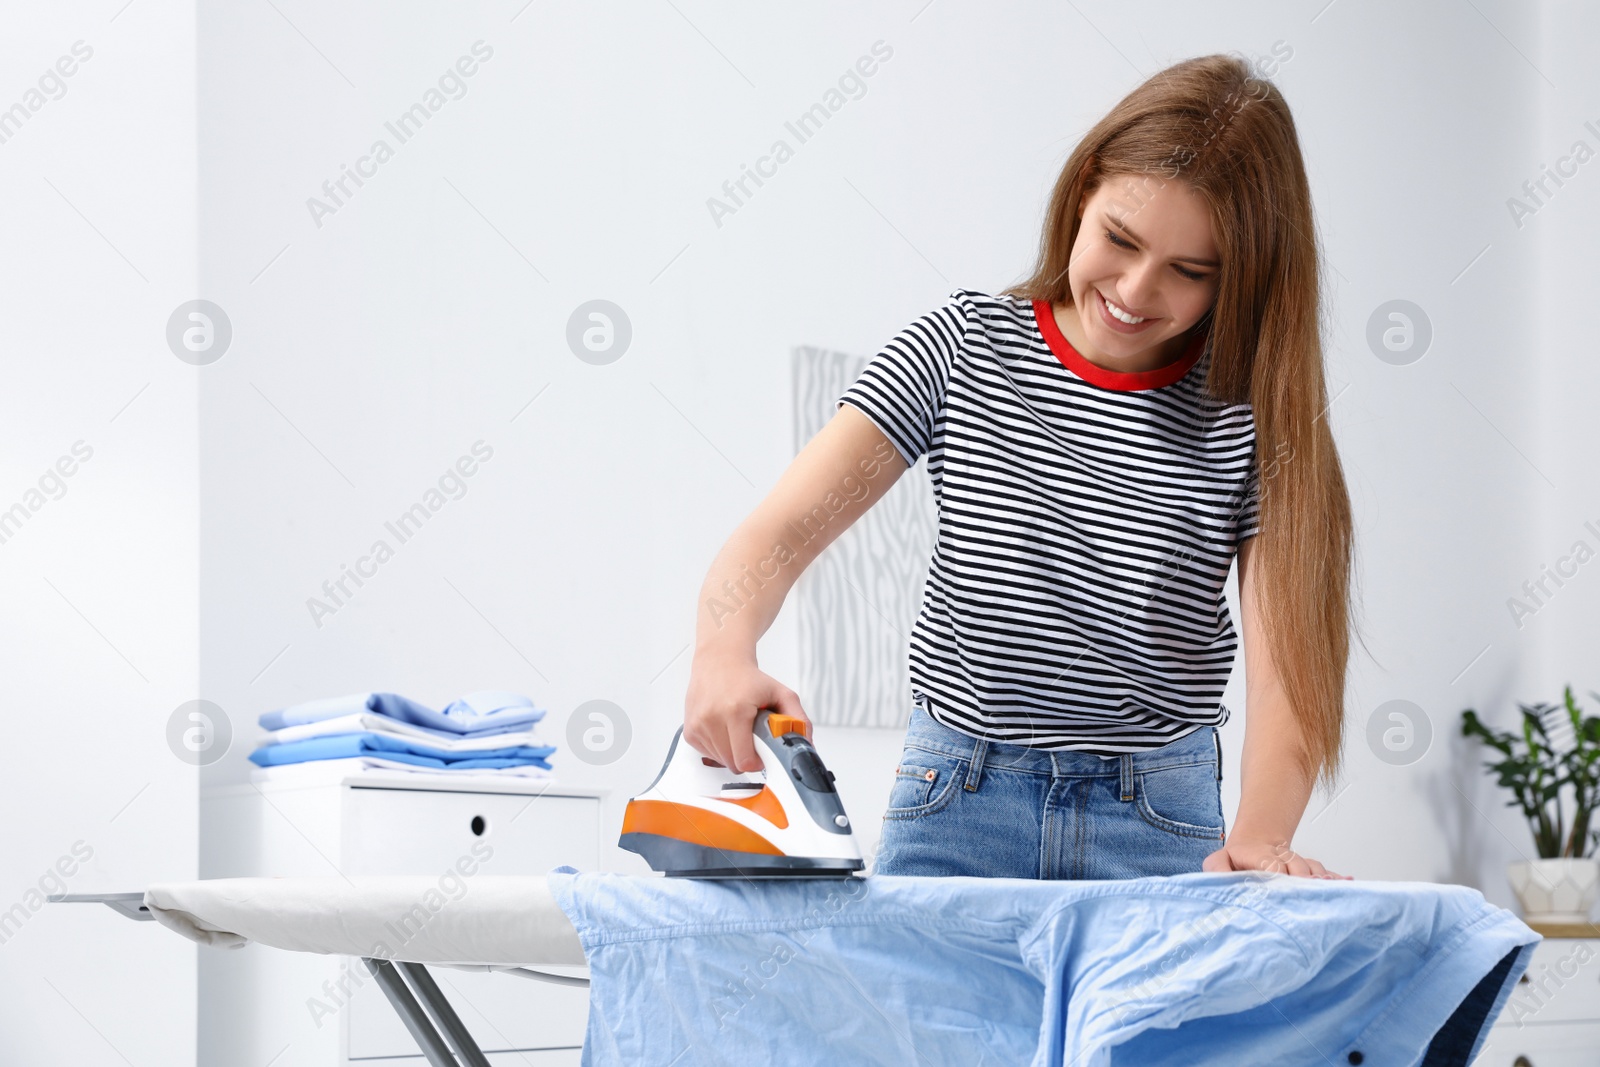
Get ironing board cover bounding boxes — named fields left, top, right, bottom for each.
left=142, top=876, right=586, bottom=967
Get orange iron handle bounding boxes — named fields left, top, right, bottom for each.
left=764, top=711, right=811, bottom=742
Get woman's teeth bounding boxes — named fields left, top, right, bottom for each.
left=1101, top=293, right=1147, bottom=324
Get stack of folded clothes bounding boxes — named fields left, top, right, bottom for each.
left=249, top=691, right=558, bottom=779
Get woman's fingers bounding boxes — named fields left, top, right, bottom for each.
left=728, top=718, right=761, bottom=774
left=768, top=687, right=810, bottom=729
left=1303, top=856, right=1352, bottom=880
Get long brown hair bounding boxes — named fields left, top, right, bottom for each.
left=1002, top=53, right=1361, bottom=793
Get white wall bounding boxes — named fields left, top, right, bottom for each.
left=188, top=0, right=1576, bottom=902
left=5, top=0, right=1594, bottom=1062
left=1533, top=2, right=1600, bottom=828
left=1238, top=0, right=1546, bottom=900
left=0, top=4, right=200, bottom=1066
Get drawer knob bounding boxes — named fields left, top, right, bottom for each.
left=470, top=815, right=487, bottom=836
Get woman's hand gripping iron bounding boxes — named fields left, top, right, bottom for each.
left=619, top=708, right=865, bottom=878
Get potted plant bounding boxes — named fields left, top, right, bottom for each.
left=1460, top=685, right=1600, bottom=924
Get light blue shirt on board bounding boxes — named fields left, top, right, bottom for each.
left=546, top=866, right=1538, bottom=1066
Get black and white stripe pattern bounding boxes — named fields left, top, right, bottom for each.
left=838, top=288, right=1260, bottom=754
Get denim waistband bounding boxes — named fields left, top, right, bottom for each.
left=902, top=698, right=1222, bottom=789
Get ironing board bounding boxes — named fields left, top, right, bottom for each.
left=51, top=876, right=590, bottom=1067
left=56, top=871, right=1542, bottom=1065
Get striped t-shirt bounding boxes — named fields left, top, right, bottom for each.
left=837, top=288, right=1261, bottom=754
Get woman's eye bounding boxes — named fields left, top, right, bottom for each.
left=1105, top=229, right=1209, bottom=282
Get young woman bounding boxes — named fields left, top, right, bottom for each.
left=683, top=54, right=1358, bottom=881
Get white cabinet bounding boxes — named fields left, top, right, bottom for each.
left=1473, top=931, right=1600, bottom=1066
left=199, top=767, right=605, bottom=1067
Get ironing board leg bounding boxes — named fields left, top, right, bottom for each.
left=396, top=961, right=494, bottom=1067
left=361, top=958, right=465, bottom=1067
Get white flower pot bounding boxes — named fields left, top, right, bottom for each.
left=1507, top=857, right=1600, bottom=923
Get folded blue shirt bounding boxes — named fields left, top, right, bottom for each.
left=546, top=866, right=1539, bottom=1066
left=249, top=731, right=556, bottom=768
left=255, top=748, right=553, bottom=770
left=258, top=691, right=546, bottom=735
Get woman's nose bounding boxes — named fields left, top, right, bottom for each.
left=1115, top=263, right=1162, bottom=313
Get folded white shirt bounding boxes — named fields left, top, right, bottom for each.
left=256, top=713, right=544, bottom=752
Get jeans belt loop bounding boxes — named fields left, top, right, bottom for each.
left=963, top=738, right=988, bottom=792
left=1120, top=752, right=1134, bottom=801
left=1214, top=728, right=1223, bottom=781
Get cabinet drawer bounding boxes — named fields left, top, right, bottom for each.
left=1472, top=1020, right=1600, bottom=1066
left=1495, top=939, right=1600, bottom=1027
left=342, top=787, right=600, bottom=875
left=347, top=965, right=587, bottom=1059
left=341, top=787, right=598, bottom=1059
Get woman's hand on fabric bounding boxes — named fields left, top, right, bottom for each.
left=1202, top=837, right=1351, bottom=879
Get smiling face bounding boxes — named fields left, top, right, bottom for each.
left=1054, top=174, right=1221, bottom=374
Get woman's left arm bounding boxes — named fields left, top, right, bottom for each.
left=1201, top=535, right=1351, bottom=879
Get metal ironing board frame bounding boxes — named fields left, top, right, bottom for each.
left=49, top=891, right=590, bottom=1067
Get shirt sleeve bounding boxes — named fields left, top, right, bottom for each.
left=836, top=291, right=972, bottom=469
left=1236, top=449, right=1261, bottom=542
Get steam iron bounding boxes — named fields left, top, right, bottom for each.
left=619, top=708, right=865, bottom=878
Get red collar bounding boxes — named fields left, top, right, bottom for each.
left=1032, top=299, right=1206, bottom=391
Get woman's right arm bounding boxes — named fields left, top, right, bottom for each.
left=683, top=402, right=909, bottom=773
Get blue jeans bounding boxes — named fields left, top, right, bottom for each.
left=874, top=698, right=1228, bottom=879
